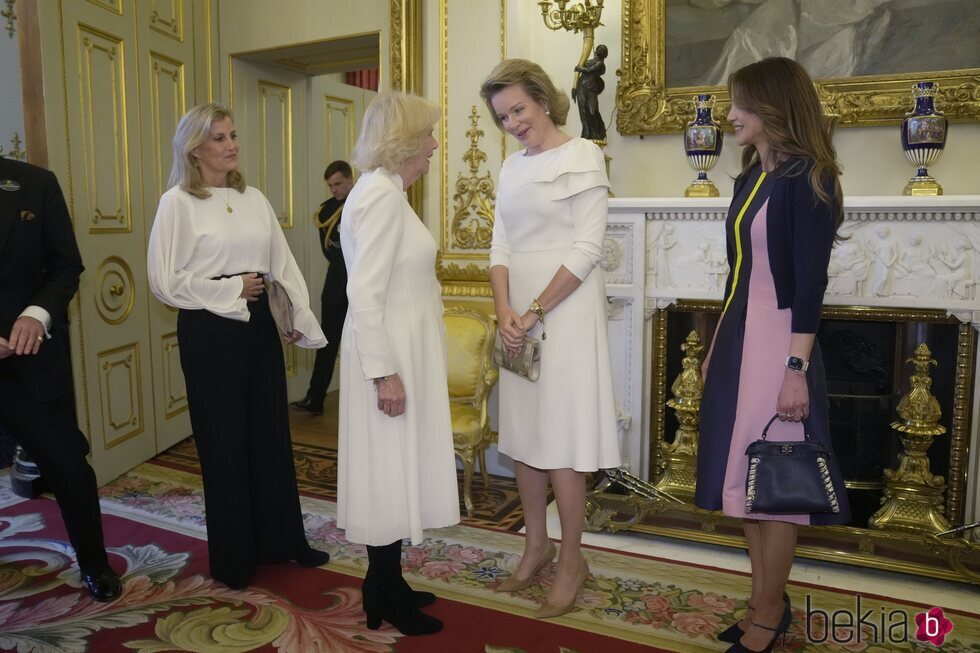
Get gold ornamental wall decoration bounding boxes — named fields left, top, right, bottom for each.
left=0, top=132, right=26, bottom=161
left=654, top=329, right=703, bottom=501
left=2, top=0, right=15, bottom=38
left=451, top=106, right=496, bottom=251
left=869, top=342, right=951, bottom=535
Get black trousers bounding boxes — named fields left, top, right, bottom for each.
left=0, top=350, right=109, bottom=574
left=304, top=298, right=347, bottom=404
left=177, top=293, right=311, bottom=585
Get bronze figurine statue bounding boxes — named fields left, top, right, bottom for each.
left=573, top=44, right=608, bottom=142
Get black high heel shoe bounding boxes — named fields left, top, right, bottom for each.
left=724, top=605, right=793, bottom=653
left=719, top=592, right=790, bottom=644
left=718, top=604, right=754, bottom=643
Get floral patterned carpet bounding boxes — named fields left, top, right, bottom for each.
left=1, top=459, right=979, bottom=652
left=152, top=438, right=533, bottom=532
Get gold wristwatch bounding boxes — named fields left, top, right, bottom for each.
left=529, top=298, right=546, bottom=340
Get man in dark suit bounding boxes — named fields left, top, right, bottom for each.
left=291, top=161, right=353, bottom=415
left=0, top=156, right=122, bottom=602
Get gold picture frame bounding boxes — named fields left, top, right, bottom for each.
left=616, top=0, right=980, bottom=135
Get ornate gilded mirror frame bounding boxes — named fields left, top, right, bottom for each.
left=616, top=0, right=980, bottom=135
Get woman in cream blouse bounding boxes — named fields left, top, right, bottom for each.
left=147, top=102, right=329, bottom=590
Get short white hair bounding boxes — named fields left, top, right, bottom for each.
left=352, top=91, right=440, bottom=173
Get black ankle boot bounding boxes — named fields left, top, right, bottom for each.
left=366, top=586, right=442, bottom=635
left=363, top=541, right=442, bottom=635
left=362, top=577, right=436, bottom=610
left=399, top=576, right=436, bottom=607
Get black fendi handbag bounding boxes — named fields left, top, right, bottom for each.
left=744, top=414, right=840, bottom=515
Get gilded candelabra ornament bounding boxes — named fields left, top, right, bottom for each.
left=451, top=106, right=495, bottom=250
left=653, top=330, right=703, bottom=501
left=901, top=81, right=947, bottom=196
left=0, top=132, right=26, bottom=161
left=2, top=0, right=16, bottom=38
left=869, top=343, right=951, bottom=534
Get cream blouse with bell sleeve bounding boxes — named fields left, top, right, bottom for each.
left=147, top=185, right=326, bottom=349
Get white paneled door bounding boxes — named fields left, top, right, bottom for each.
left=229, top=58, right=312, bottom=399
left=57, top=0, right=203, bottom=483
left=304, top=77, right=374, bottom=394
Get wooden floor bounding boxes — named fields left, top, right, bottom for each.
left=288, top=391, right=340, bottom=449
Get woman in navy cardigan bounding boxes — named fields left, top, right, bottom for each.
left=695, top=57, right=851, bottom=653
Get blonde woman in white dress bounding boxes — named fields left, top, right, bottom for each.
left=337, top=91, right=459, bottom=636
left=479, top=59, right=621, bottom=619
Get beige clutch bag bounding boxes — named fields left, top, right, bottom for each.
left=492, top=332, right=540, bottom=382
left=264, top=278, right=294, bottom=338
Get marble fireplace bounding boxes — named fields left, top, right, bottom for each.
left=594, top=195, right=980, bottom=583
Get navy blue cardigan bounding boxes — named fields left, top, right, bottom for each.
left=727, top=159, right=838, bottom=333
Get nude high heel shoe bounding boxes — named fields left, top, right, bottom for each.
left=494, top=541, right=557, bottom=592
left=534, top=557, right=590, bottom=619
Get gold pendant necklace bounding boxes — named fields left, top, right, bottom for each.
left=225, top=187, right=233, bottom=213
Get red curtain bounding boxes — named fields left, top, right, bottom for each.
left=344, top=69, right=379, bottom=92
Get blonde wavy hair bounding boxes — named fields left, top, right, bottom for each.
left=479, top=58, right=570, bottom=128
left=351, top=92, right=441, bottom=173
left=169, top=102, right=245, bottom=199
left=728, top=57, right=844, bottom=231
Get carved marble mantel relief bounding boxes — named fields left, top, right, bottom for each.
left=616, top=196, right=980, bottom=328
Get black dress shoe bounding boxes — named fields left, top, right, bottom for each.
left=290, top=397, right=323, bottom=415
left=80, top=568, right=122, bottom=602
left=295, top=547, right=330, bottom=568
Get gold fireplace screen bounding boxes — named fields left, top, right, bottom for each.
left=586, top=302, right=980, bottom=585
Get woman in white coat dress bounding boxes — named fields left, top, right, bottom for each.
left=480, top=60, right=621, bottom=619
left=337, top=91, right=459, bottom=637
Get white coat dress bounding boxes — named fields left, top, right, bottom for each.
left=336, top=167, right=460, bottom=546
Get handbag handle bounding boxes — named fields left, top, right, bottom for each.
left=761, top=413, right=812, bottom=441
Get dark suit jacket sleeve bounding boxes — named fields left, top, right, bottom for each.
left=790, top=173, right=836, bottom=333
left=32, top=169, right=84, bottom=326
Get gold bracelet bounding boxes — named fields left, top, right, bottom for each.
left=528, top=298, right=546, bottom=340
left=373, top=375, right=391, bottom=386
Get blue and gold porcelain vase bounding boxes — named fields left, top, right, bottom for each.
left=901, top=81, right=947, bottom=196
left=684, top=94, right=723, bottom=197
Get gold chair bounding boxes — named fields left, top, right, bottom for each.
left=443, top=306, right=498, bottom=517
